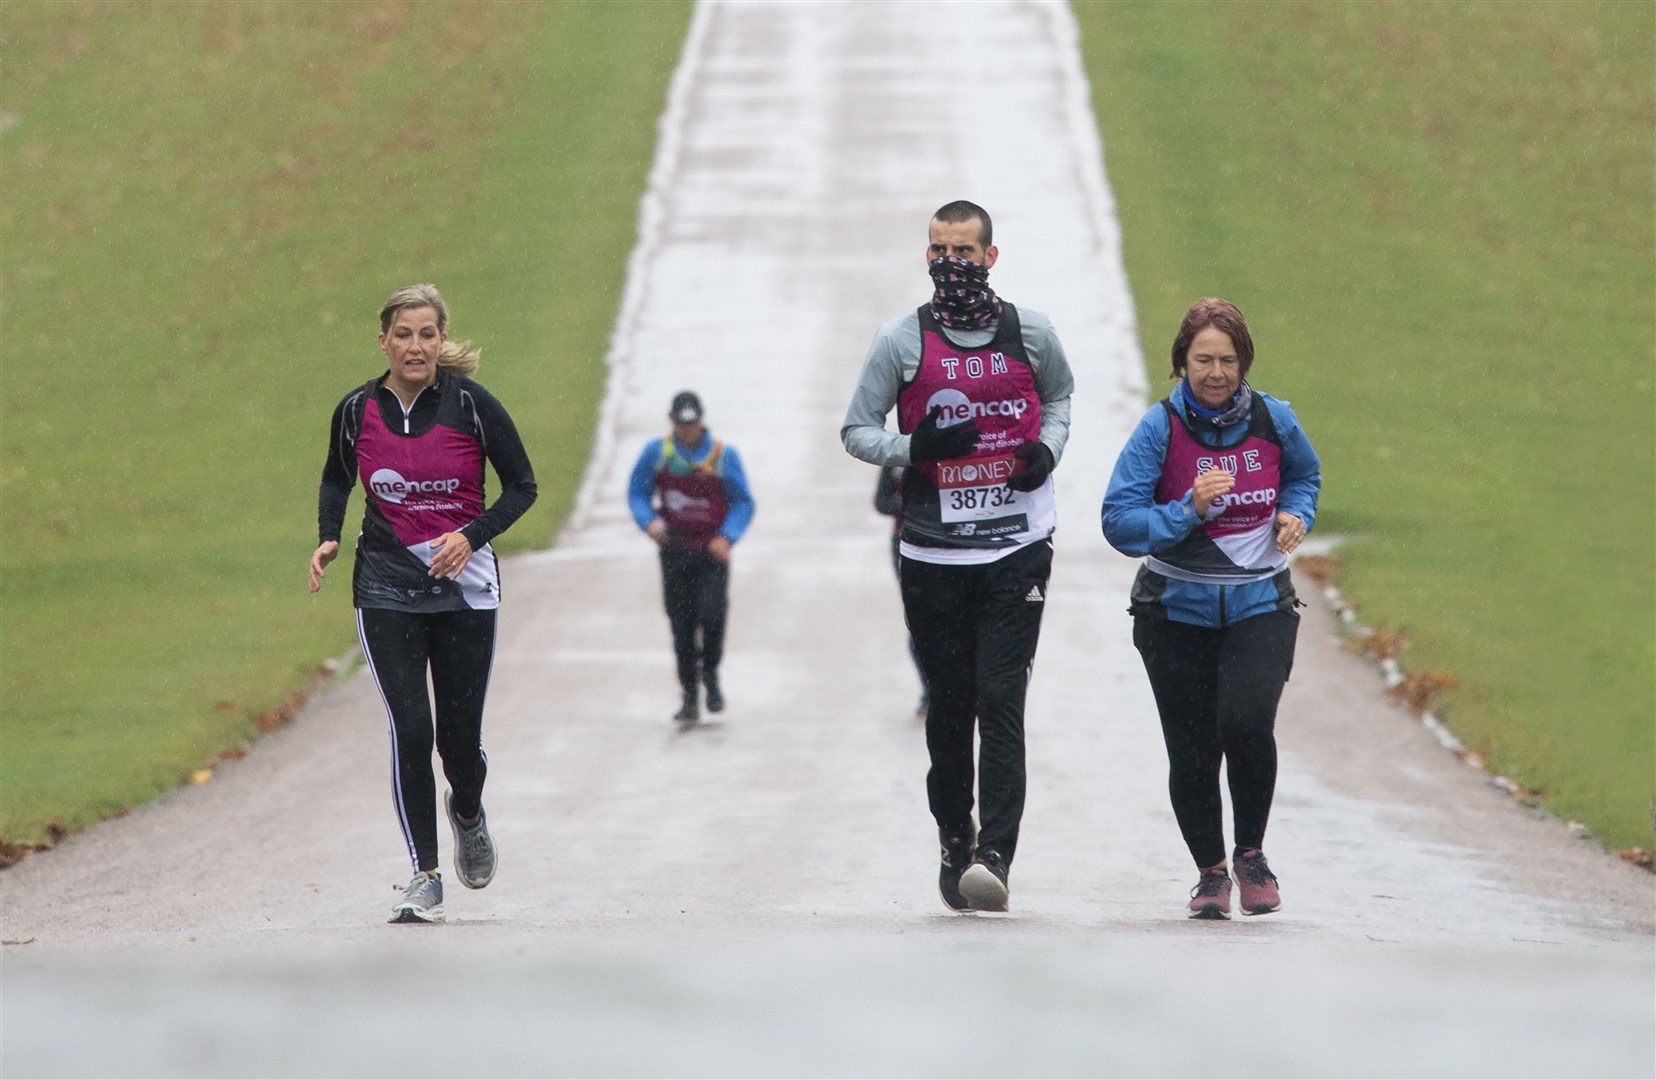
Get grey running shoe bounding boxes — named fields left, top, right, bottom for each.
left=959, top=848, right=1010, bottom=912
left=1188, top=867, right=1232, bottom=919
left=674, top=689, right=699, bottom=723
left=445, top=790, right=497, bottom=890
left=938, top=826, right=977, bottom=912
left=704, top=675, right=725, bottom=714
left=389, top=871, right=445, bottom=924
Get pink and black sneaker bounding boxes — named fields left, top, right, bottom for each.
left=1233, top=848, right=1281, bottom=915
left=1187, top=867, right=1232, bottom=919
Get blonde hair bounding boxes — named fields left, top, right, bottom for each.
left=378, top=283, right=480, bottom=375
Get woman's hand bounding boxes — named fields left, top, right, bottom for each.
left=707, top=536, right=732, bottom=564
left=1191, top=468, right=1236, bottom=518
left=1275, top=512, right=1306, bottom=554
left=428, top=532, right=474, bottom=580
left=309, top=541, right=339, bottom=593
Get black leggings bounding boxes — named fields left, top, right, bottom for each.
left=357, top=606, right=498, bottom=874
left=660, top=547, right=729, bottom=694
left=901, top=540, right=1052, bottom=865
left=1132, top=609, right=1297, bottom=869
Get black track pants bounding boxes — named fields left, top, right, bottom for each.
left=357, top=606, right=498, bottom=874
left=1131, top=608, right=1298, bottom=869
left=900, top=539, right=1052, bottom=864
left=659, top=547, right=729, bottom=694
left=889, top=534, right=928, bottom=698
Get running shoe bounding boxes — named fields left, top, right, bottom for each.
left=389, top=871, right=445, bottom=924
left=1188, top=867, right=1232, bottom=919
left=938, top=826, right=977, bottom=912
left=1233, top=848, right=1281, bottom=915
left=674, top=690, right=699, bottom=723
left=704, top=674, right=725, bottom=714
left=445, top=790, right=497, bottom=890
left=959, top=848, right=1010, bottom=912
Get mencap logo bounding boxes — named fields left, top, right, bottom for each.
left=369, top=468, right=461, bottom=504
left=1212, top=487, right=1278, bottom=510
left=663, top=489, right=710, bottom=512
left=925, top=388, right=973, bottom=427
left=925, top=388, right=1030, bottom=426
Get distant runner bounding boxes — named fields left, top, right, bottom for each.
left=842, top=200, right=1074, bottom=913
left=628, top=391, right=756, bottom=723
left=309, top=283, right=537, bottom=924
left=1102, top=297, right=1321, bottom=919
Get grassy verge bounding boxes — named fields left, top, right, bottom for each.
left=1074, top=0, right=1654, bottom=849
left=0, top=1, right=690, bottom=849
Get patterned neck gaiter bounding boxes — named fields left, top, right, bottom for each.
left=1181, top=378, right=1253, bottom=431
left=927, top=256, right=1002, bottom=331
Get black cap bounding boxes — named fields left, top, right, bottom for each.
left=670, top=391, right=703, bottom=423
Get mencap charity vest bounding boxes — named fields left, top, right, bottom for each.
left=655, top=437, right=729, bottom=549
left=351, top=376, right=500, bottom=611
left=895, top=304, right=1052, bottom=550
left=1148, top=397, right=1285, bottom=583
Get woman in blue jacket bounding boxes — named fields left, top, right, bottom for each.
left=1102, top=298, right=1321, bottom=919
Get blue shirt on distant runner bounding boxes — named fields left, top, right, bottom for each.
left=627, top=429, right=756, bottom=543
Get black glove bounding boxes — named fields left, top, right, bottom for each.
left=909, top=405, right=981, bottom=463
left=1005, top=440, right=1054, bottom=491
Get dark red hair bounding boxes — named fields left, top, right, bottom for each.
left=1169, top=298, right=1254, bottom=379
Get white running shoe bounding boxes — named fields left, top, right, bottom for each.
left=389, top=871, right=445, bottom=924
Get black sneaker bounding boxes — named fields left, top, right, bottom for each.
left=703, top=675, right=725, bottom=714
left=959, top=848, right=1010, bottom=912
left=673, top=689, right=699, bottom=723
left=938, top=827, right=976, bottom=912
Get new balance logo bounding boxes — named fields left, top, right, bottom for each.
left=1025, top=586, right=1044, bottom=602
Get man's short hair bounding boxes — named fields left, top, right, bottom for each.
left=931, top=200, right=992, bottom=248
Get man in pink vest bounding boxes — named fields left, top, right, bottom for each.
left=628, top=391, right=756, bottom=722
left=841, top=201, right=1075, bottom=913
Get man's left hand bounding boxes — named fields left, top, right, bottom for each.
left=1005, top=441, right=1054, bottom=492
left=707, top=536, right=732, bottom=563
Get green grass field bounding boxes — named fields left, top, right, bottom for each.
left=1074, top=0, right=1655, bottom=848
left=0, top=1, right=691, bottom=849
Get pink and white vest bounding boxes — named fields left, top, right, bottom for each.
left=895, top=305, right=1053, bottom=551
left=353, top=380, right=500, bottom=611
left=1148, top=398, right=1285, bottom=582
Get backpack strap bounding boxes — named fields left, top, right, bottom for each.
left=656, top=437, right=724, bottom=475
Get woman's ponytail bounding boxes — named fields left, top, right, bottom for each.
left=438, top=339, right=480, bottom=376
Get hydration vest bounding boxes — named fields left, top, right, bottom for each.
left=655, top=437, right=729, bottom=549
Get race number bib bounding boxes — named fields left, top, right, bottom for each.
left=935, top=454, right=1028, bottom=523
